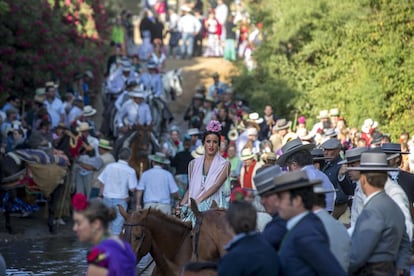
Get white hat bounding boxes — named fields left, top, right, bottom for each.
left=180, top=5, right=191, bottom=12
left=187, top=128, right=201, bottom=136
left=191, top=145, right=205, bottom=158
left=248, top=112, right=264, bottom=124
left=83, top=105, right=97, bottom=117
left=240, top=148, right=256, bottom=161
left=128, top=90, right=146, bottom=98
left=317, top=110, right=329, bottom=119
left=76, top=122, right=93, bottom=132
left=361, top=118, right=378, bottom=134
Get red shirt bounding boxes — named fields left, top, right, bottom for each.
left=242, top=160, right=256, bottom=189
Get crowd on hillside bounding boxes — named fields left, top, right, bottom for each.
left=112, top=0, right=263, bottom=70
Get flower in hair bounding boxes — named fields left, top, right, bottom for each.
left=206, top=120, right=222, bottom=133
left=72, top=193, right=88, bottom=211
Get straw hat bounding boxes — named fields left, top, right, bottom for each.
left=191, top=145, right=205, bottom=158
left=128, top=89, right=146, bottom=98
left=329, top=108, right=340, bottom=117
left=240, top=148, right=256, bottom=161
left=98, top=139, right=113, bottom=150
left=273, top=119, right=292, bottom=131
left=248, top=112, right=263, bottom=124
left=187, top=128, right=201, bottom=136
left=83, top=105, right=97, bottom=117
left=317, top=110, right=329, bottom=119
left=149, top=152, right=170, bottom=165
left=76, top=122, right=93, bottom=132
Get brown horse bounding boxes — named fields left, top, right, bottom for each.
left=190, top=199, right=233, bottom=261
left=119, top=206, right=193, bottom=275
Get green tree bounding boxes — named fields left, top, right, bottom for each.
left=234, top=0, right=414, bottom=139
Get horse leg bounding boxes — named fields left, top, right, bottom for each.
left=47, top=185, right=63, bottom=233
left=1, top=190, right=13, bottom=234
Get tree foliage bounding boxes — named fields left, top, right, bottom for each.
left=233, top=0, right=414, bottom=139
left=0, top=0, right=111, bottom=99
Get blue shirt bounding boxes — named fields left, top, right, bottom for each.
left=137, top=166, right=179, bottom=205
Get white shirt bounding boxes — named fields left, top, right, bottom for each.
left=98, top=160, right=138, bottom=199
left=215, top=3, right=228, bottom=25
left=140, top=72, right=163, bottom=97
left=178, top=14, right=202, bottom=34
left=67, top=105, right=83, bottom=126
left=117, top=99, right=139, bottom=127
left=137, top=165, right=178, bottom=205
left=137, top=102, right=152, bottom=125
left=44, top=97, right=63, bottom=128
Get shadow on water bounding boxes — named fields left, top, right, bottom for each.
left=0, top=236, right=88, bottom=275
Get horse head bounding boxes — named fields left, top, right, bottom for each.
left=119, top=206, right=152, bottom=262
left=190, top=200, right=232, bottom=262
left=163, top=68, right=183, bottom=102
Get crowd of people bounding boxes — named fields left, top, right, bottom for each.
left=112, top=0, right=262, bottom=69
left=2, top=1, right=414, bottom=275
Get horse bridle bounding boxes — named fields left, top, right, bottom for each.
left=192, top=211, right=220, bottom=261
left=122, top=212, right=191, bottom=263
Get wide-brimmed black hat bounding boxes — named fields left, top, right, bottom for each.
left=338, top=147, right=369, bottom=165
left=254, top=165, right=283, bottom=196
left=321, top=138, right=341, bottom=150
left=272, top=171, right=322, bottom=193
left=277, top=138, right=315, bottom=166
left=310, top=148, right=328, bottom=161
left=381, top=143, right=409, bottom=154
left=346, top=152, right=398, bottom=172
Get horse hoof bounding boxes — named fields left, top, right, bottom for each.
left=49, top=224, right=56, bottom=234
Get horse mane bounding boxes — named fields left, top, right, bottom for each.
left=143, top=208, right=192, bottom=230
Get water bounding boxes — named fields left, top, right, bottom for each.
left=0, top=237, right=88, bottom=275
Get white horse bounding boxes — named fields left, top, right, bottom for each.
left=161, top=68, right=183, bottom=104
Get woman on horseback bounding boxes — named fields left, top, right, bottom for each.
left=72, top=193, right=136, bottom=276
left=179, top=120, right=230, bottom=217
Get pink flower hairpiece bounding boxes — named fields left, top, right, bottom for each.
left=72, top=193, right=88, bottom=211
left=206, top=120, right=222, bottom=133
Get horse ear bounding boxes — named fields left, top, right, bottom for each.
left=190, top=198, right=201, bottom=218
left=210, top=200, right=218, bottom=209
left=118, top=204, right=129, bottom=220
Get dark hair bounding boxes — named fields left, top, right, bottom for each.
left=289, top=186, right=314, bottom=210
left=313, top=193, right=326, bottom=208
left=80, top=199, right=117, bottom=229
left=226, top=201, right=257, bottom=234
left=202, top=131, right=221, bottom=146
left=6, top=95, right=18, bottom=102
left=118, top=147, right=131, bottom=161
left=361, top=172, right=387, bottom=188
left=286, top=150, right=313, bottom=167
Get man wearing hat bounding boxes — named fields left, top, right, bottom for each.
left=140, top=60, right=163, bottom=98
left=136, top=152, right=180, bottom=215
left=253, top=165, right=286, bottom=250
left=117, top=88, right=152, bottom=133
left=345, top=147, right=412, bottom=241
left=269, top=118, right=291, bottom=152
left=347, top=152, right=411, bottom=275
left=274, top=171, right=346, bottom=275
left=187, top=128, right=202, bottom=152
left=178, top=5, right=201, bottom=59
left=239, top=148, right=262, bottom=190
left=207, top=72, right=227, bottom=100
left=114, top=79, right=139, bottom=112
left=67, top=98, right=84, bottom=127
left=90, top=139, right=115, bottom=198
left=321, top=138, right=355, bottom=219
left=107, top=59, right=138, bottom=95
left=382, top=143, right=414, bottom=207
left=98, top=147, right=138, bottom=236
left=277, top=138, right=336, bottom=213
left=184, top=93, right=204, bottom=128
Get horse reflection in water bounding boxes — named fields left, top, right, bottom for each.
left=119, top=199, right=233, bottom=276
